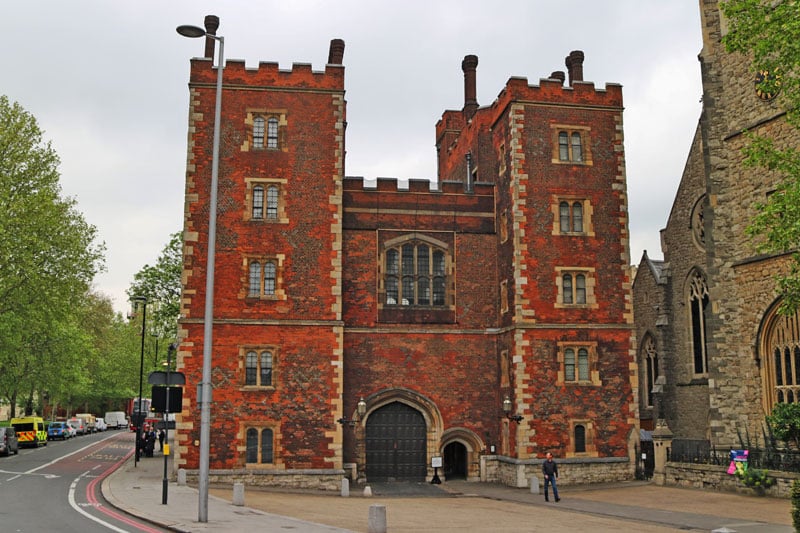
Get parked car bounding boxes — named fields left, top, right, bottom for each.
left=95, top=418, right=107, bottom=432
left=47, top=421, right=71, bottom=440
left=0, top=427, right=19, bottom=456
left=67, top=417, right=86, bottom=436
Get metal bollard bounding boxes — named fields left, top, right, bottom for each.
left=530, top=475, right=540, bottom=494
left=367, top=504, right=387, bottom=533
left=341, top=477, right=350, bottom=497
left=177, top=468, right=187, bottom=486
left=233, top=482, right=245, bottom=506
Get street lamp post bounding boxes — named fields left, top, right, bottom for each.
left=162, top=342, right=177, bottom=505
left=131, top=296, right=147, bottom=467
left=177, top=19, right=224, bottom=523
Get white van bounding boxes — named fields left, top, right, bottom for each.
left=104, top=411, right=127, bottom=430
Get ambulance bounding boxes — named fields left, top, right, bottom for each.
left=10, top=416, right=47, bottom=447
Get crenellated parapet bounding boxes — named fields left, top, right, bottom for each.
left=342, top=176, right=495, bottom=233
left=188, top=57, right=345, bottom=91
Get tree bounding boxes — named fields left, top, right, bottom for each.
left=721, top=0, right=800, bottom=313
left=0, top=95, right=105, bottom=417
left=767, top=402, right=800, bottom=448
left=127, top=231, right=183, bottom=357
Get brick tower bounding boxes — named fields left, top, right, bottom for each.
left=176, top=16, right=637, bottom=488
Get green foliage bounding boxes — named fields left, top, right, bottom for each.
left=0, top=95, right=109, bottom=417
left=791, top=479, right=800, bottom=531
left=767, top=402, right=800, bottom=449
left=735, top=467, right=776, bottom=493
left=127, top=231, right=182, bottom=348
left=721, top=0, right=800, bottom=314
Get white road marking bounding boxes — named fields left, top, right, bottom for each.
left=69, top=470, right=129, bottom=533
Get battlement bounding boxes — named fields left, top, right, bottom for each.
left=343, top=176, right=493, bottom=196
left=188, top=57, right=345, bottom=91
left=436, top=51, right=623, bottom=143
left=186, top=18, right=345, bottom=92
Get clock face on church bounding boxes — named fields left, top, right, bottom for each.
left=755, top=69, right=781, bottom=101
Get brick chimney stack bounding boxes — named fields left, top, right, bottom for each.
left=550, top=71, right=566, bottom=85
left=204, top=15, right=220, bottom=60
left=328, top=39, right=345, bottom=65
left=462, top=55, right=479, bottom=121
left=565, top=50, right=584, bottom=86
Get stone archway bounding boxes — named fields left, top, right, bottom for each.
left=357, top=388, right=444, bottom=483
left=365, top=402, right=427, bottom=481
left=440, top=427, right=484, bottom=481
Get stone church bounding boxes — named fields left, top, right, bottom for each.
left=175, top=16, right=638, bottom=488
left=634, top=0, right=800, bottom=448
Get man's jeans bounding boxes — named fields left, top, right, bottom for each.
left=544, top=475, right=559, bottom=501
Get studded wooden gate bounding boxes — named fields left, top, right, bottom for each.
left=365, top=402, right=427, bottom=482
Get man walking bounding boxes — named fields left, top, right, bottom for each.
left=542, top=452, right=560, bottom=502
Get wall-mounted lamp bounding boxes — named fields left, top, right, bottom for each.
left=502, top=395, right=523, bottom=422
left=338, top=397, right=367, bottom=426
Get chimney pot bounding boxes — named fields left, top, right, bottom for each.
left=550, top=71, right=566, bottom=85
left=204, top=15, right=220, bottom=60
left=328, top=39, right=345, bottom=65
left=462, top=54, right=479, bottom=121
left=565, top=50, right=584, bottom=86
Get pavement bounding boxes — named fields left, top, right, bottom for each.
left=102, top=441, right=796, bottom=533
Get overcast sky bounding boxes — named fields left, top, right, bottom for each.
left=5, top=1, right=703, bottom=313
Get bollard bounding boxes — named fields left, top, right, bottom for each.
left=233, top=482, right=245, bottom=506
left=363, top=485, right=373, bottom=497
left=341, top=477, right=350, bottom=497
left=530, top=475, right=540, bottom=495
left=367, top=504, right=387, bottom=533
left=177, top=468, right=187, bottom=486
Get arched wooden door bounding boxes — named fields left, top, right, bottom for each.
left=365, top=402, right=427, bottom=481
left=443, top=441, right=467, bottom=479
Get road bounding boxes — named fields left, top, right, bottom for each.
left=0, top=429, right=168, bottom=533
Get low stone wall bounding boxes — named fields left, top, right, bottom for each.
left=481, top=455, right=634, bottom=488
left=182, top=468, right=345, bottom=491
left=665, top=462, right=800, bottom=499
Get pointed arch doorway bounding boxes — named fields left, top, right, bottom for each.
left=365, top=402, right=427, bottom=482
left=443, top=441, right=467, bottom=479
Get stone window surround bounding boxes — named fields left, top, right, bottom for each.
left=550, top=124, right=593, bottom=166
left=555, top=267, right=598, bottom=309
left=377, top=234, right=454, bottom=310
left=244, top=178, right=288, bottom=224
left=240, top=345, right=276, bottom=390
left=241, top=253, right=287, bottom=301
left=243, top=109, right=288, bottom=152
left=556, top=341, right=601, bottom=386
left=240, top=423, right=280, bottom=467
left=566, top=418, right=598, bottom=458
left=551, top=196, right=595, bottom=237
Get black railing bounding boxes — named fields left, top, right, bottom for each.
left=667, top=438, right=800, bottom=473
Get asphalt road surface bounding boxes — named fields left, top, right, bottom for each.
left=0, top=429, right=168, bottom=533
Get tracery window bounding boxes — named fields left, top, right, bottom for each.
left=384, top=241, right=447, bottom=307
left=642, top=335, right=659, bottom=407
left=761, top=304, right=800, bottom=409
left=688, top=270, right=709, bottom=375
